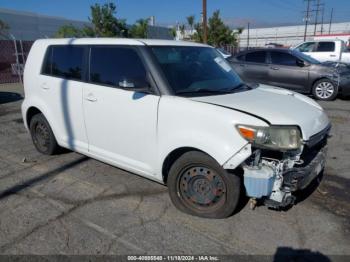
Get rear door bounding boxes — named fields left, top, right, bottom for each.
left=267, top=51, right=309, bottom=92
left=238, top=51, right=269, bottom=84
left=40, top=45, right=88, bottom=151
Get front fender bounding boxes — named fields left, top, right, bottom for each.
left=156, top=96, right=266, bottom=176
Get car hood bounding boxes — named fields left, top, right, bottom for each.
left=190, top=85, right=330, bottom=140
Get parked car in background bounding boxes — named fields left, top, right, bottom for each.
left=216, top=47, right=232, bottom=59
left=265, top=43, right=284, bottom=48
left=230, top=48, right=350, bottom=100
left=22, top=38, right=331, bottom=218
left=292, top=40, right=350, bottom=63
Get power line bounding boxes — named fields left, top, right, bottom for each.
left=329, top=8, right=334, bottom=34
left=303, top=0, right=315, bottom=41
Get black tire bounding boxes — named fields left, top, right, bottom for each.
left=312, top=79, right=338, bottom=101
left=167, top=151, right=241, bottom=219
left=29, top=113, right=59, bottom=155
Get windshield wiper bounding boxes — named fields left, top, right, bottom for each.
left=176, top=83, right=252, bottom=96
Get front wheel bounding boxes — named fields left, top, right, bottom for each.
left=167, top=151, right=241, bottom=218
left=312, top=79, right=338, bottom=101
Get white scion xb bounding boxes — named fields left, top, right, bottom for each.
left=22, top=38, right=331, bottom=218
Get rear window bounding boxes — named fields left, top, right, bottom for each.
left=42, top=46, right=84, bottom=80
left=245, top=51, right=266, bottom=63
left=316, top=42, right=335, bottom=52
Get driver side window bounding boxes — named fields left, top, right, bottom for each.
left=89, top=46, right=148, bottom=88
left=296, top=42, right=316, bottom=52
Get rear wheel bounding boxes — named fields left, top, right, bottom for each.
left=312, top=79, right=338, bottom=101
left=168, top=151, right=241, bottom=218
left=29, top=113, right=59, bottom=155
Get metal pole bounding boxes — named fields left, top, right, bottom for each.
left=10, top=34, right=22, bottom=84
left=247, top=22, right=250, bottom=49
left=329, top=8, right=333, bottom=34
left=314, top=0, right=320, bottom=35
left=202, top=0, right=207, bottom=43
left=304, top=0, right=312, bottom=41
left=19, top=40, right=25, bottom=65
left=320, top=5, right=325, bottom=34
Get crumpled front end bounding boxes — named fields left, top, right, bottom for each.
left=242, top=125, right=330, bottom=209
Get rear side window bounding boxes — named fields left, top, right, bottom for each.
left=270, top=52, right=297, bottom=66
left=89, top=46, right=147, bottom=87
left=316, top=42, right=335, bottom=52
left=42, top=46, right=84, bottom=80
left=245, top=51, right=266, bottom=63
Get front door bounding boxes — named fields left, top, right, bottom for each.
left=268, top=51, right=309, bottom=91
left=82, top=46, right=160, bottom=177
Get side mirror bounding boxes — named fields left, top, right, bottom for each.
left=118, top=79, right=151, bottom=93
left=296, top=59, right=307, bottom=67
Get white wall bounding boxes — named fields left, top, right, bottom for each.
left=239, top=22, right=350, bottom=48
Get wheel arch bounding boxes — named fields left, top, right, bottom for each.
left=162, top=147, right=208, bottom=185
left=312, top=77, right=336, bottom=90
left=26, top=106, right=42, bottom=128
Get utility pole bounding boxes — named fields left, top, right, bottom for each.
left=202, top=0, right=208, bottom=43
left=313, top=0, right=321, bottom=35
left=320, top=4, right=325, bottom=34
left=329, top=8, right=334, bottom=34
left=247, top=22, right=250, bottom=49
left=303, top=0, right=314, bottom=41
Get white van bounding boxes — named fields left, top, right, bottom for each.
left=22, top=38, right=331, bottom=218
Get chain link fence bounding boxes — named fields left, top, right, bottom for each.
left=0, top=39, right=33, bottom=84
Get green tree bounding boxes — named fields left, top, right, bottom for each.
left=0, top=19, right=9, bottom=37
left=192, top=22, right=206, bottom=43
left=179, top=24, right=186, bottom=39
left=170, top=26, right=177, bottom=39
left=186, top=15, right=195, bottom=34
left=55, top=2, right=129, bottom=38
left=207, top=10, right=235, bottom=46
left=54, top=24, right=84, bottom=38
left=129, top=18, right=150, bottom=38
left=89, top=2, right=128, bottom=37
left=236, top=27, right=244, bottom=34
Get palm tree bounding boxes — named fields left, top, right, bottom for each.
left=186, top=15, right=195, bottom=35
left=179, top=24, right=186, bottom=39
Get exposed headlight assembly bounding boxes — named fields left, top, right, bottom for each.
left=237, top=125, right=302, bottom=151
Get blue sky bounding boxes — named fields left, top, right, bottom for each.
left=1, top=0, right=349, bottom=28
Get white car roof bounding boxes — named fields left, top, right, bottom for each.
left=34, top=38, right=211, bottom=47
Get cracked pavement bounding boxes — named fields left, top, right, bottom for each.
left=0, top=83, right=349, bottom=256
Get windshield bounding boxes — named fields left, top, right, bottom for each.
left=292, top=50, right=321, bottom=64
left=150, top=46, right=244, bottom=96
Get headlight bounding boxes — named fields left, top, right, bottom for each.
left=236, top=125, right=302, bottom=151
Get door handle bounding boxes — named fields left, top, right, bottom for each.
left=270, top=67, right=279, bottom=70
left=240, top=64, right=246, bottom=67
left=41, top=83, right=49, bottom=90
left=330, top=54, right=336, bottom=57
left=85, top=93, right=97, bottom=102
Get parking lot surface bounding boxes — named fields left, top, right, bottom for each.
left=0, top=83, right=349, bottom=256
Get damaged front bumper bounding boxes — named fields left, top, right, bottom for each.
left=241, top=127, right=329, bottom=209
